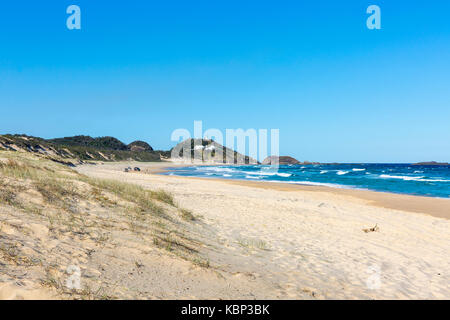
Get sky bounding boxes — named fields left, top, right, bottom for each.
left=1, top=1, right=449, bottom=163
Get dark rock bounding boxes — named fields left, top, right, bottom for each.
left=412, top=161, right=449, bottom=166
left=262, top=156, right=302, bottom=165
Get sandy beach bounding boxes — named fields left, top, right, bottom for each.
left=72, top=161, right=450, bottom=299
left=3, top=1, right=450, bottom=305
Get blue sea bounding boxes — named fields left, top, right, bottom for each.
left=163, top=164, right=450, bottom=198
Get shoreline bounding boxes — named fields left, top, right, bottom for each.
left=87, top=161, right=450, bottom=220
left=153, top=163, right=450, bottom=220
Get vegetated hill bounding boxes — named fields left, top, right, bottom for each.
left=49, top=135, right=129, bottom=151
left=128, top=140, right=153, bottom=152
left=171, top=139, right=259, bottom=164
left=0, top=134, right=169, bottom=163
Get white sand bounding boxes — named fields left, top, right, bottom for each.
left=74, top=162, right=450, bottom=299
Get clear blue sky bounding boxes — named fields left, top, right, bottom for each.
left=1, top=1, right=449, bottom=162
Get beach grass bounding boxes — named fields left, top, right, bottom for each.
left=0, top=151, right=205, bottom=269
left=180, top=208, right=196, bottom=221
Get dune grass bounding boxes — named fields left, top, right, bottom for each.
left=0, top=179, right=19, bottom=206
left=0, top=151, right=201, bottom=262
left=82, top=177, right=167, bottom=217
left=0, top=151, right=212, bottom=299
left=0, top=153, right=171, bottom=219
left=180, top=208, right=196, bottom=221
left=150, top=189, right=175, bottom=207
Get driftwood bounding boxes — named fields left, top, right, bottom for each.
left=363, top=224, right=379, bottom=233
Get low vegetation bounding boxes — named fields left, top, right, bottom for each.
left=0, top=134, right=169, bottom=162
left=180, top=208, right=196, bottom=221
left=0, top=151, right=206, bottom=299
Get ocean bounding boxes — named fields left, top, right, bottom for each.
left=162, top=163, right=450, bottom=198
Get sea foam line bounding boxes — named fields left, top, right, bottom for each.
left=379, top=174, right=450, bottom=182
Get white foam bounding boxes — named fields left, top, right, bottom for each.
left=246, top=171, right=276, bottom=176
left=380, top=174, right=422, bottom=181
left=320, top=170, right=328, bottom=174
left=245, top=171, right=292, bottom=178
left=337, top=171, right=348, bottom=175
left=352, top=168, right=366, bottom=171
left=267, top=180, right=349, bottom=189
left=277, top=173, right=292, bottom=178
left=201, top=167, right=236, bottom=173
left=379, top=174, right=449, bottom=182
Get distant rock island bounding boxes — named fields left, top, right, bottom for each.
left=262, top=156, right=320, bottom=165
left=262, top=156, right=300, bottom=165
left=412, top=161, right=449, bottom=166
